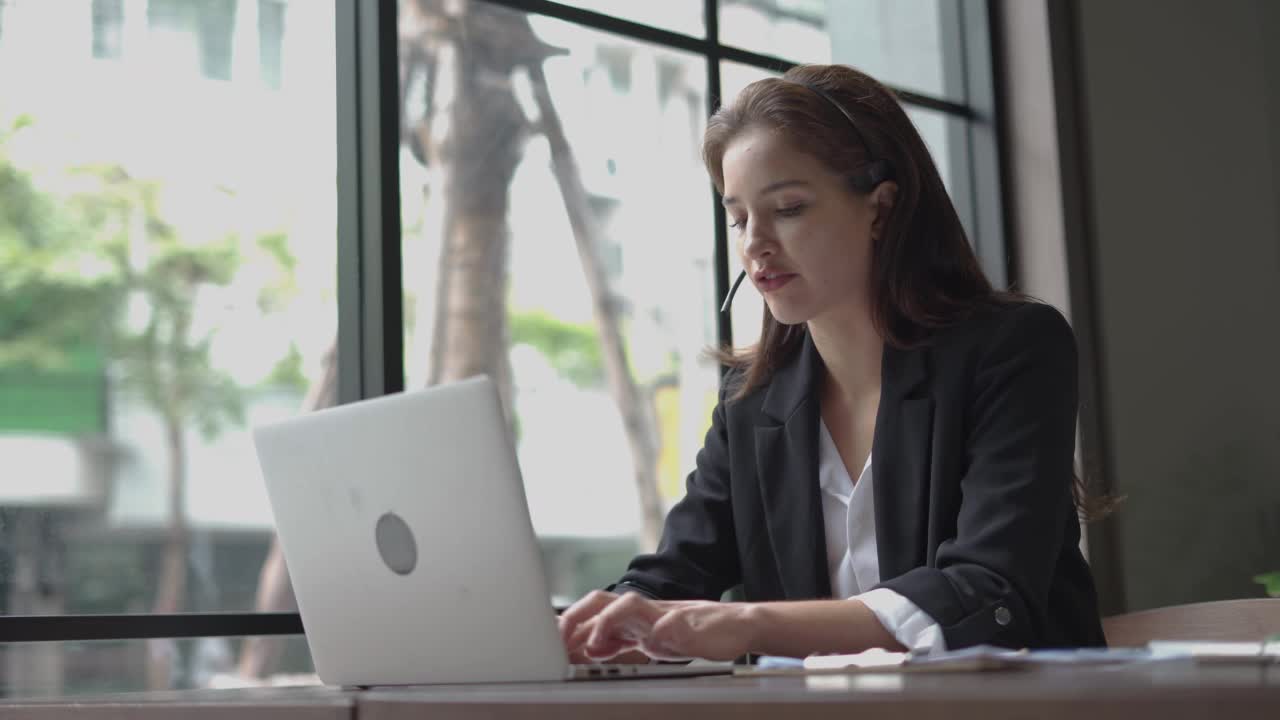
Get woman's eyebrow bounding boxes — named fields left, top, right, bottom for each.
left=722, top=179, right=812, bottom=206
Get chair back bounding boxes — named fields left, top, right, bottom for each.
left=1103, top=598, right=1280, bottom=647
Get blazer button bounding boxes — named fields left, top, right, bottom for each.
left=994, top=606, right=1012, bottom=626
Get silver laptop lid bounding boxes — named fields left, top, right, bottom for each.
left=253, top=376, right=569, bottom=685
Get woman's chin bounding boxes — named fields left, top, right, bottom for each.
left=766, top=306, right=810, bottom=326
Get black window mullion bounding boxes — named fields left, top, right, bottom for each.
left=482, top=0, right=712, bottom=49
left=0, top=613, right=304, bottom=644
left=337, top=0, right=403, bottom=404
left=939, top=0, right=977, bottom=257
left=707, top=0, right=732, bottom=364
left=959, top=0, right=1008, bottom=289
left=475, top=0, right=970, bottom=120
left=336, top=0, right=363, bottom=405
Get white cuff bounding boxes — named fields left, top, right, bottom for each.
left=855, top=587, right=947, bottom=655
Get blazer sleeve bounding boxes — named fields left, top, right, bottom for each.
left=874, top=303, right=1079, bottom=649
left=609, top=384, right=741, bottom=601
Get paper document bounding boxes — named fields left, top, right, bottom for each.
left=743, top=644, right=1200, bottom=676
left=1148, top=640, right=1280, bottom=662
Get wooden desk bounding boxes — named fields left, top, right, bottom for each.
left=358, top=661, right=1280, bottom=720
left=7, top=661, right=1277, bottom=718
left=2, top=686, right=355, bottom=720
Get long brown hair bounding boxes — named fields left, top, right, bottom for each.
left=704, top=64, right=1116, bottom=520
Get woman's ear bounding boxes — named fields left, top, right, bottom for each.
left=870, top=180, right=898, bottom=233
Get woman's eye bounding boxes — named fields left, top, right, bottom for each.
left=728, top=217, right=746, bottom=230
left=777, top=204, right=806, bottom=217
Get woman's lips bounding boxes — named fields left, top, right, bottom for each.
left=756, top=273, right=796, bottom=292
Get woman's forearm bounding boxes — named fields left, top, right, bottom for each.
left=743, top=599, right=906, bottom=658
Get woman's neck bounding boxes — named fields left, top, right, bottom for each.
left=807, top=301, right=882, bottom=405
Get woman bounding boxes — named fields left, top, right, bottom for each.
left=559, top=64, right=1107, bottom=663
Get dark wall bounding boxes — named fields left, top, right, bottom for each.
left=1072, top=0, right=1280, bottom=610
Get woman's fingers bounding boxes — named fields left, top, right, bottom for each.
left=582, top=593, right=665, bottom=661
left=561, top=594, right=717, bottom=663
left=558, top=590, right=618, bottom=649
left=641, top=607, right=694, bottom=661
left=561, top=591, right=658, bottom=661
left=643, top=602, right=753, bottom=662
left=568, top=612, right=647, bottom=653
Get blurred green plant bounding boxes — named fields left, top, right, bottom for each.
left=263, top=342, right=308, bottom=394
left=68, top=163, right=247, bottom=438
left=509, top=309, right=604, bottom=387
left=1255, top=572, right=1280, bottom=598
left=0, top=115, right=118, bottom=373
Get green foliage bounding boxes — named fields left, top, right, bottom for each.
left=509, top=309, right=604, bottom=387
left=2, top=114, right=249, bottom=440
left=70, top=166, right=247, bottom=439
left=0, top=120, right=118, bottom=372
left=0, top=118, right=119, bottom=434
left=263, top=342, right=308, bottom=394
left=255, top=231, right=299, bottom=313
left=1255, top=572, right=1280, bottom=598
left=256, top=231, right=296, bottom=272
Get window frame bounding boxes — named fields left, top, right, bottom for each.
left=0, top=0, right=1007, bottom=645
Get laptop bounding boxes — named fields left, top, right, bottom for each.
left=252, top=375, right=734, bottom=686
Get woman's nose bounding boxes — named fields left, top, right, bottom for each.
left=742, top=224, right=774, bottom=261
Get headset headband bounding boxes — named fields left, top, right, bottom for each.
left=798, top=81, right=894, bottom=191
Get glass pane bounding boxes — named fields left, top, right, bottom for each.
left=717, top=64, right=973, bottom=349
left=718, top=0, right=963, bottom=103
left=718, top=60, right=776, bottom=112
left=0, top=635, right=317, bottom=698
left=0, top=0, right=336, bottom=645
left=400, top=2, right=719, bottom=605
left=906, top=106, right=955, bottom=197
left=560, top=0, right=704, bottom=37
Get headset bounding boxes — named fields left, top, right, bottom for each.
left=719, top=81, right=895, bottom=314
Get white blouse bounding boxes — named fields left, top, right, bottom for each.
left=818, top=419, right=945, bottom=653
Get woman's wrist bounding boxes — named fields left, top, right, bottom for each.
left=738, top=601, right=776, bottom=655
left=734, top=599, right=896, bottom=659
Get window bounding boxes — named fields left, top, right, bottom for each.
left=559, top=0, right=704, bottom=35
left=399, top=0, right=1003, bottom=601
left=0, top=0, right=1003, bottom=698
left=258, top=0, right=286, bottom=90
left=399, top=1, right=718, bottom=603
left=719, top=0, right=964, bottom=102
left=147, top=0, right=238, bottom=81
left=92, top=0, right=125, bottom=60
left=0, top=0, right=335, bottom=695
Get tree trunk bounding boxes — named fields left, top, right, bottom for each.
left=147, top=412, right=188, bottom=690
left=417, top=0, right=534, bottom=435
left=3, top=510, right=68, bottom=696
left=236, top=339, right=338, bottom=680
left=526, top=65, right=665, bottom=552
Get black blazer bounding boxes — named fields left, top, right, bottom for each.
left=612, top=301, right=1106, bottom=650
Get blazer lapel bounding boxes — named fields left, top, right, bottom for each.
left=872, top=342, right=934, bottom=582
left=755, top=333, right=831, bottom=600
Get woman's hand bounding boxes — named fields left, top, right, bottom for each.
left=558, top=591, right=651, bottom=663
left=558, top=590, right=758, bottom=663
